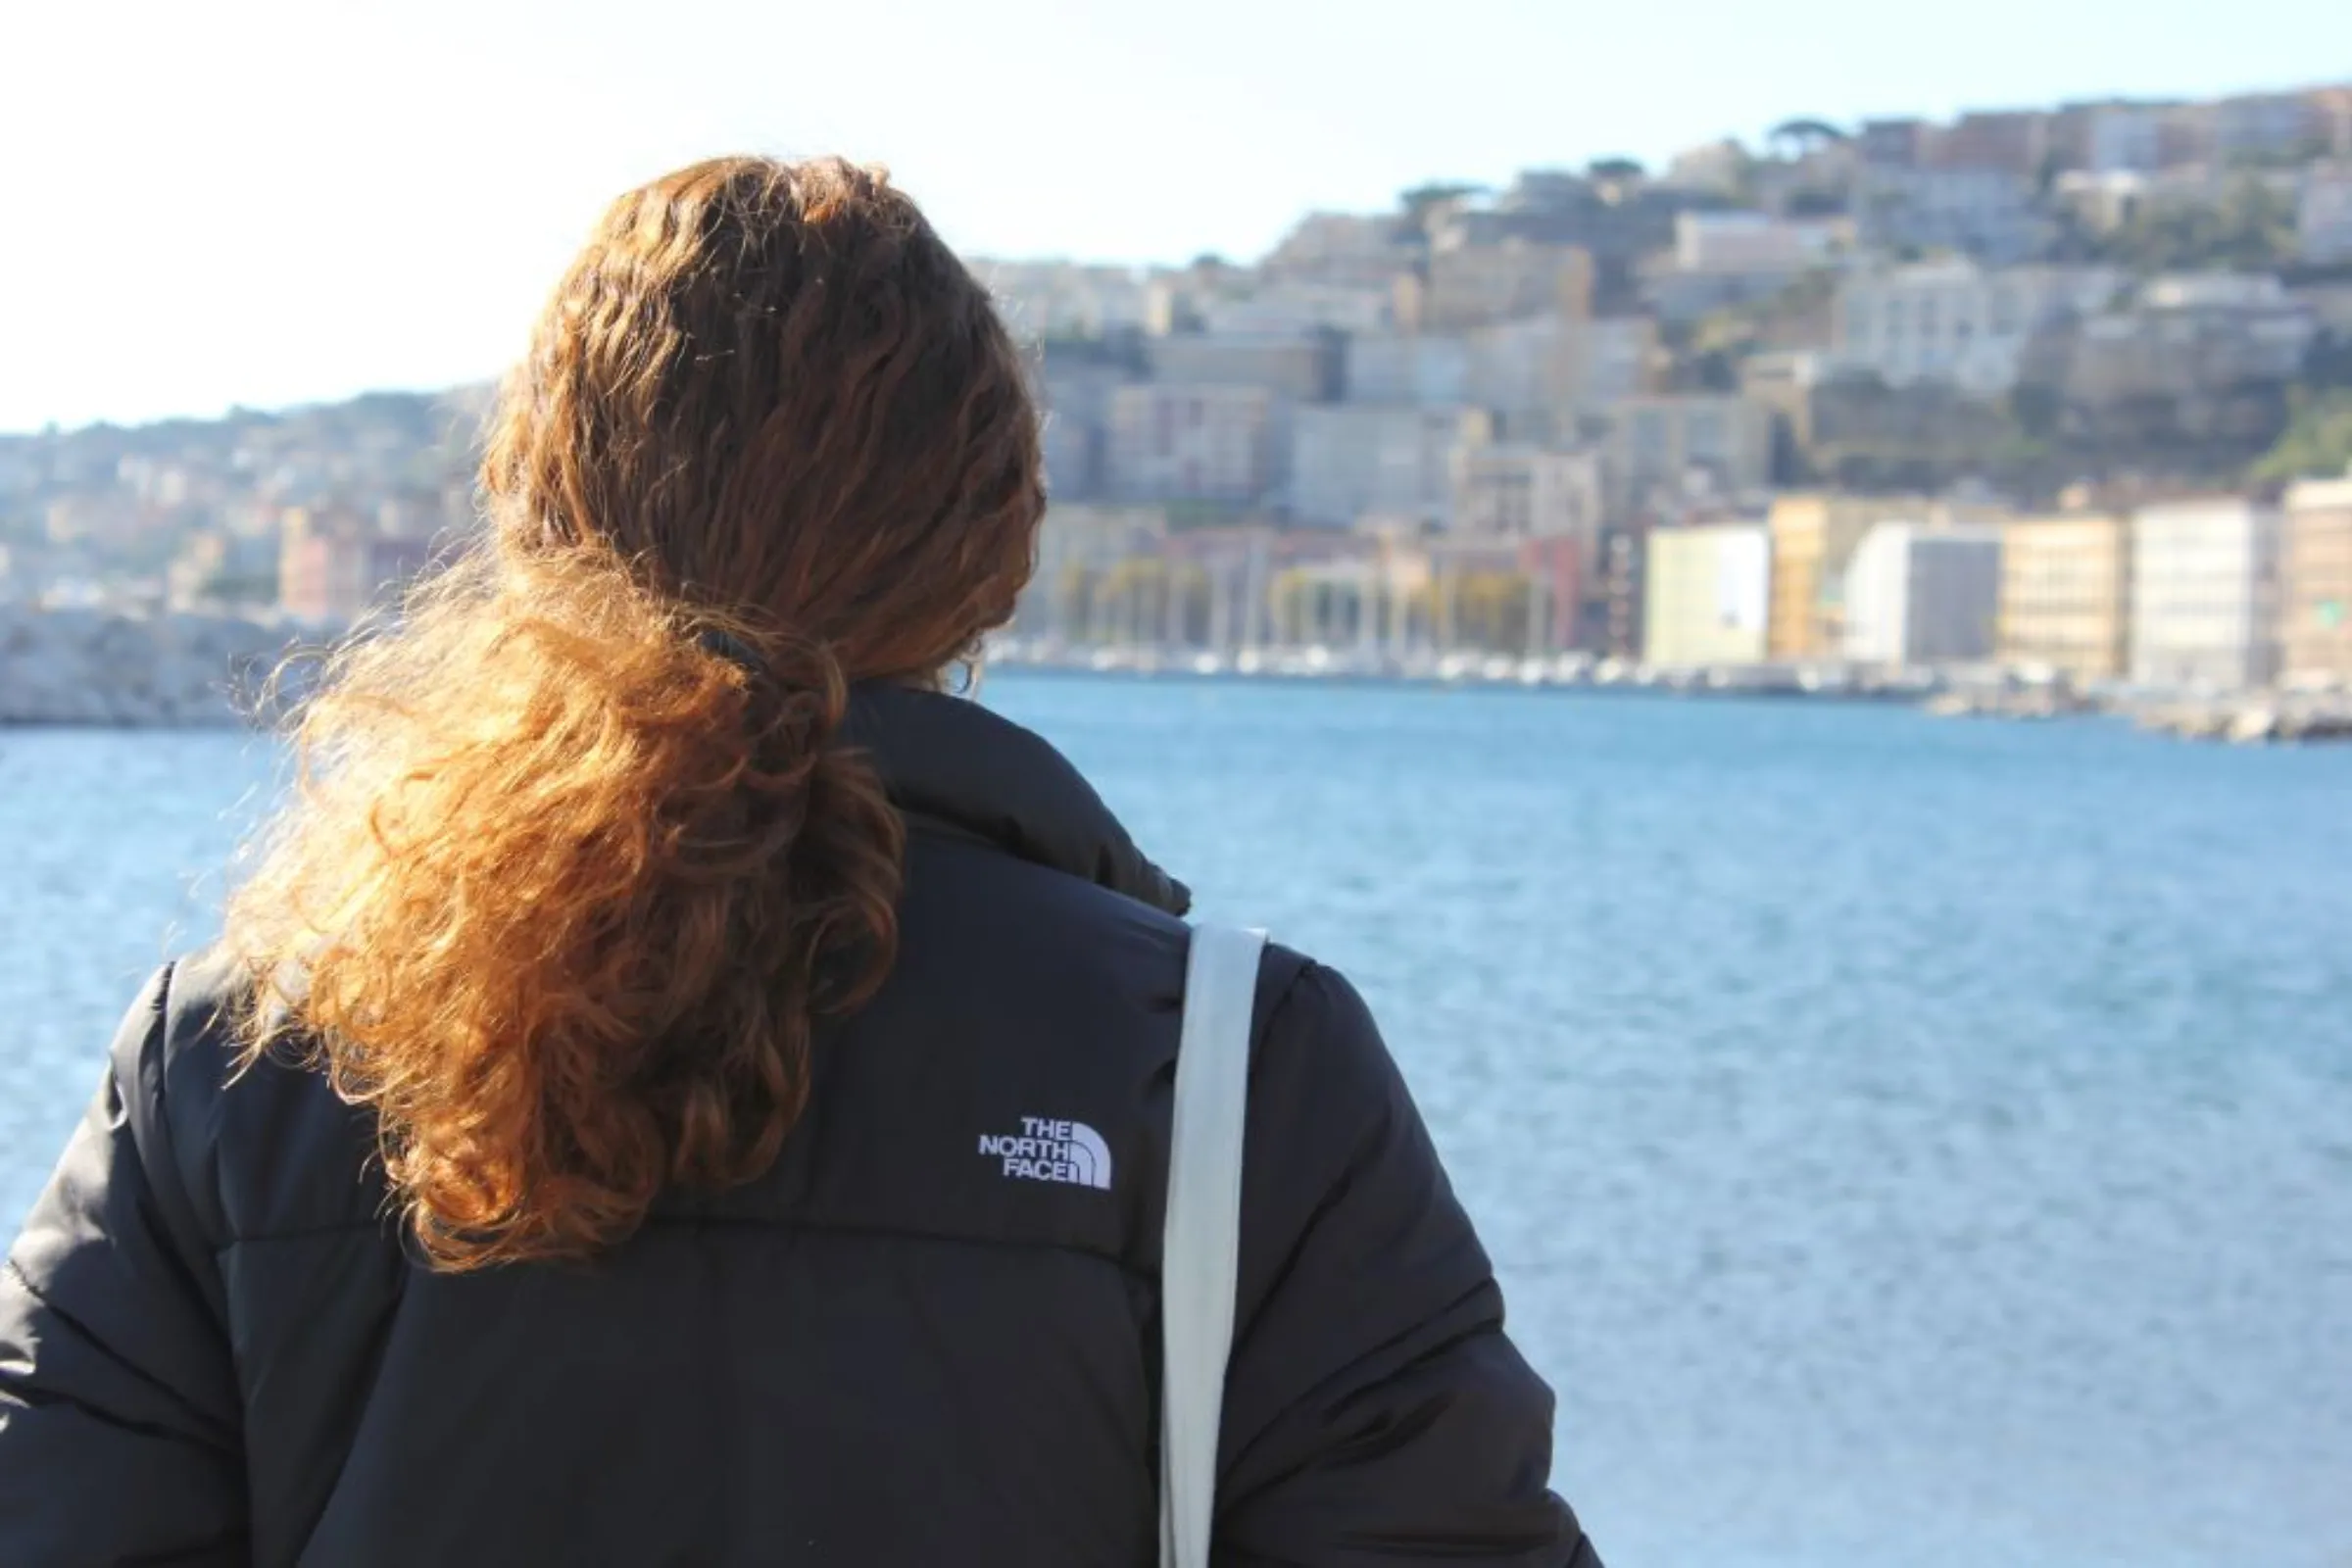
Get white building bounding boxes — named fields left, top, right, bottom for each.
left=1553, top=318, right=1656, bottom=417
left=1289, top=406, right=1494, bottom=528
left=1407, top=238, right=1594, bottom=331
left=2302, top=166, right=2352, bottom=267
left=1643, top=214, right=1852, bottom=323
left=1841, top=522, right=2004, bottom=667
left=2140, top=272, right=2296, bottom=312
left=1346, top=332, right=1470, bottom=406
left=1450, top=444, right=1606, bottom=546
left=1196, top=282, right=1393, bottom=337
left=1347, top=315, right=1653, bottom=432
left=1855, top=166, right=2047, bottom=265
left=1104, top=385, right=1279, bottom=507
left=1147, top=332, right=1337, bottom=402
left=1674, top=212, right=1846, bottom=272
left=1643, top=523, right=1772, bottom=668
left=1604, top=394, right=1775, bottom=505
left=1834, top=262, right=2123, bottom=396
left=2131, top=498, right=2284, bottom=692
left=2212, top=93, right=2323, bottom=162
left=2084, top=104, right=2166, bottom=173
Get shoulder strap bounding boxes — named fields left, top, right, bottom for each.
left=1160, top=922, right=1268, bottom=1568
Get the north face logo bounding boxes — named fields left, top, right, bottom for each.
left=978, top=1117, right=1113, bottom=1190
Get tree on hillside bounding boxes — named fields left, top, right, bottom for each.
left=1398, top=181, right=1483, bottom=218
left=1396, top=181, right=1486, bottom=241
left=1768, top=119, right=1848, bottom=159
left=2105, top=178, right=2297, bottom=273
left=2251, top=389, right=2352, bottom=482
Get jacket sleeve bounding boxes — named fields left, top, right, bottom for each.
left=0, top=963, right=248, bottom=1567
left=1210, top=960, right=1599, bottom=1567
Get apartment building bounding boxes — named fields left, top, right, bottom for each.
left=2282, top=477, right=2352, bottom=685
left=1997, top=513, right=2133, bottom=681
left=1643, top=522, right=1772, bottom=667
left=2131, top=498, right=2283, bottom=691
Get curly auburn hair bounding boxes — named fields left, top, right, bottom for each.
left=225, top=157, right=1044, bottom=1269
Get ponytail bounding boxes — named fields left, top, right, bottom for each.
left=226, top=546, right=904, bottom=1269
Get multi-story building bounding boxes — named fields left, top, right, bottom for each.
left=974, top=260, right=1151, bottom=339
left=1346, top=332, right=1471, bottom=406
left=1104, top=385, right=1278, bottom=507
left=2050, top=271, right=2324, bottom=434
left=2081, top=103, right=2169, bottom=173
left=1660, top=139, right=1752, bottom=195
left=1643, top=213, right=1851, bottom=323
left=1258, top=213, right=1418, bottom=290
left=1858, top=119, right=1930, bottom=169
left=1401, top=238, right=1593, bottom=331
left=2313, top=86, right=2352, bottom=159
left=1031, top=340, right=1142, bottom=502
left=1288, top=406, right=1495, bottom=528
left=1147, top=332, right=1341, bottom=403
left=1765, top=493, right=2012, bottom=660
left=1854, top=166, right=2047, bottom=264
left=1925, top=110, right=2051, bottom=177
left=1550, top=318, right=1658, bottom=420
left=2302, top=166, right=2352, bottom=267
left=1997, top=513, right=2133, bottom=682
left=2211, top=92, right=2324, bottom=163
left=1767, top=493, right=1912, bottom=660
left=2281, top=476, right=2352, bottom=686
left=1345, top=316, right=1655, bottom=439
left=1642, top=522, right=1772, bottom=668
left=1833, top=261, right=2122, bottom=396
left=167, top=527, right=281, bottom=612
left=1841, top=522, right=2004, bottom=667
left=1603, top=394, right=1773, bottom=508
left=2131, top=498, right=2283, bottom=692
left=1450, top=443, right=1606, bottom=547
left=1673, top=212, right=1846, bottom=272
left=278, top=507, right=435, bottom=624
left=1194, top=283, right=1393, bottom=337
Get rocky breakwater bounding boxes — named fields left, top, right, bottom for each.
left=2128, top=695, right=2352, bottom=746
left=0, top=604, right=310, bottom=726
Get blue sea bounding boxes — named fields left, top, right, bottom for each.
left=4, top=675, right=2349, bottom=1566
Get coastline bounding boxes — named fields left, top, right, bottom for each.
left=0, top=603, right=322, bottom=728
left=5, top=606, right=2345, bottom=744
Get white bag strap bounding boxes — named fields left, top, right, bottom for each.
left=1159, top=922, right=1268, bottom=1568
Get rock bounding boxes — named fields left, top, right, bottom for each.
left=2227, top=707, right=2279, bottom=745
left=0, top=605, right=300, bottom=727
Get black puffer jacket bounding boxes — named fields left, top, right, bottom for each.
left=0, top=687, right=1596, bottom=1566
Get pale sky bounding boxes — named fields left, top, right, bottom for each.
left=1, top=0, right=2339, bottom=431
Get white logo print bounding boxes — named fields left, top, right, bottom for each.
left=978, top=1117, right=1113, bottom=1190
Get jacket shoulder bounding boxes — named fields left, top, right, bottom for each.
left=137, top=948, right=384, bottom=1248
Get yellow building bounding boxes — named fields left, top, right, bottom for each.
left=1643, top=523, right=1772, bottom=668
left=1997, top=513, right=2133, bottom=682
left=2282, top=476, right=2352, bottom=684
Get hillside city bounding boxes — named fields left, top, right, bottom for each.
left=5, top=82, right=2352, bottom=716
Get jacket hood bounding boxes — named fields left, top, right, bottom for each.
left=842, top=684, right=1192, bottom=918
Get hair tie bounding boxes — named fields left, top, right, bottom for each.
left=696, top=626, right=772, bottom=685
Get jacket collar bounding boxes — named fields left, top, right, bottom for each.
left=843, top=684, right=1191, bottom=917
